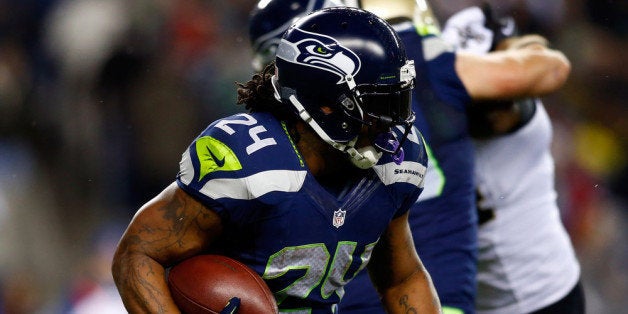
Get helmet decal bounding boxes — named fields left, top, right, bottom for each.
left=276, top=27, right=361, bottom=84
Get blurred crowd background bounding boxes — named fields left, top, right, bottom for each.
left=0, top=0, right=625, bottom=313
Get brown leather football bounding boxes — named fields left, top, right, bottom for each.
left=168, top=255, right=278, bottom=314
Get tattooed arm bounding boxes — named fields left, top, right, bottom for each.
left=111, top=182, right=223, bottom=313
left=368, top=211, right=442, bottom=314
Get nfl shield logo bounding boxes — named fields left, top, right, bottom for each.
left=333, top=209, right=346, bottom=228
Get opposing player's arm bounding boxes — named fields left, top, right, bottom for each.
left=112, top=182, right=224, bottom=313
left=368, top=211, right=441, bottom=314
left=456, top=35, right=571, bottom=101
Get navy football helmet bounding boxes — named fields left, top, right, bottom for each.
left=249, top=0, right=344, bottom=71
left=272, top=7, right=416, bottom=168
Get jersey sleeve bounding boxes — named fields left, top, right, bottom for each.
left=373, top=125, right=428, bottom=218
left=440, top=6, right=494, bottom=54
left=397, top=24, right=472, bottom=110
left=176, top=116, right=248, bottom=214
left=176, top=113, right=307, bottom=222
left=422, top=35, right=472, bottom=111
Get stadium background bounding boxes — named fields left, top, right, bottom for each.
left=0, top=0, right=625, bottom=312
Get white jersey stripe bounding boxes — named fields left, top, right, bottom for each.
left=178, top=149, right=194, bottom=185
left=199, top=169, right=308, bottom=200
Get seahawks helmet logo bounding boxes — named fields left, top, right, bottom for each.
left=276, top=27, right=361, bottom=84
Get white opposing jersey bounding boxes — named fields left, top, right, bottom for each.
left=473, top=102, right=580, bottom=313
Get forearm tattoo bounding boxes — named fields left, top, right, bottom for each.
left=140, top=192, right=212, bottom=255
left=114, top=188, right=217, bottom=313
left=399, top=295, right=418, bottom=314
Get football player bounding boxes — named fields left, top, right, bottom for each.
left=248, top=1, right=570, bottom=314
left=339, top=1, right=571, bottom=314
left=442, top=5, right=584, bottom=314
left=338, top=1, right=571, bottom=314
left=112, top=7, right=441, bottom=314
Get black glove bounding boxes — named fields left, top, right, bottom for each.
left=481, top=2, right=518, bottom=51
left=468, top=98, right=537, bottom=138
left=220, top=297, right=241, bottom=314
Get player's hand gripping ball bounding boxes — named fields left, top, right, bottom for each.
left=168, top=255, right=278, bottom=314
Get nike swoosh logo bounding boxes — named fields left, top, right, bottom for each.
left=206, top=145, right=225, bottom=167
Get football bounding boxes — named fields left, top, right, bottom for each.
left=167, top=254, right=278, bottom=314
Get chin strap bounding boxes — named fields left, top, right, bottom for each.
left=346, top=146, right=383, bottom=169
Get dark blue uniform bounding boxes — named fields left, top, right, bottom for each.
left=340, top=22, right=478, bottom=314
left=176, top=112, right=428, bottom=313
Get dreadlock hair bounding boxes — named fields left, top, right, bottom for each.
left=236, top=61, right=295, bottom=122
left=236, top=61, right=300, bottom=142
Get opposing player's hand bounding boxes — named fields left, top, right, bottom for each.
left=220, top=297, right=240, bottom=314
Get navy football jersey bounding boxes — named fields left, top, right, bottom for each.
left=176, top=112, right=427, bottom=313
left=402, top=28, right=478, bottom=313
left=340, top=22, right=478, bottom=314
